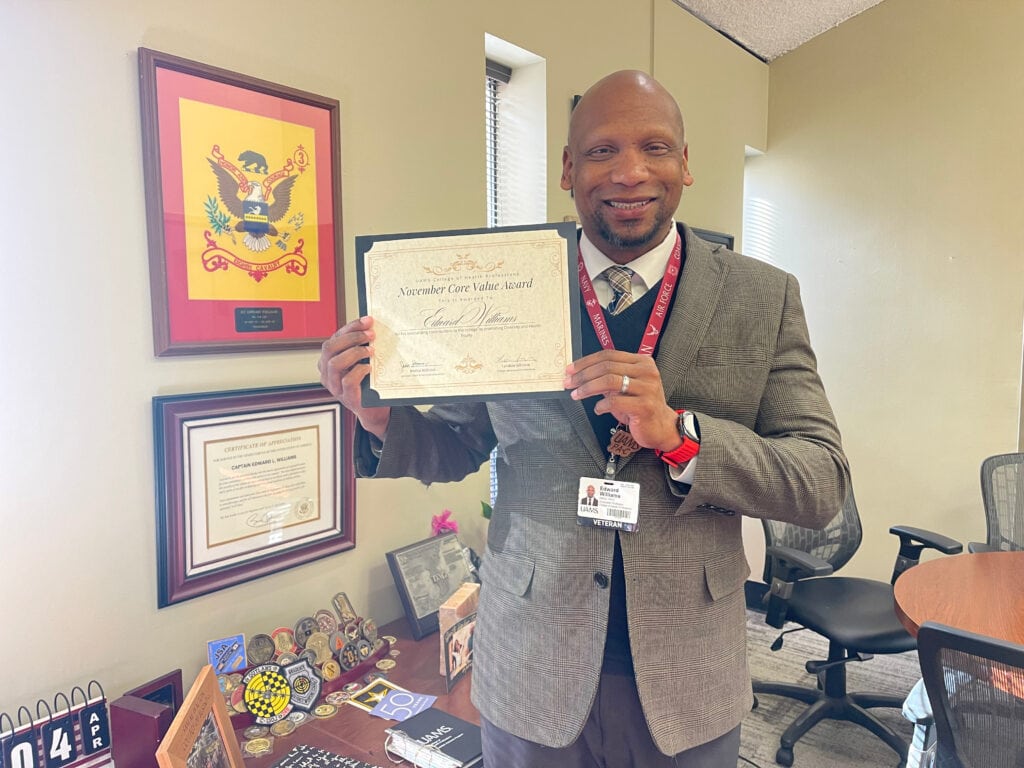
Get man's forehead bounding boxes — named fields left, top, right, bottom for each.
left=569, top=90, right=684, bottom=147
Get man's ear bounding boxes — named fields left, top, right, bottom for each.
left=682, top=144, right=694, bottom=187
left=560, top=146, right=573, bottom=191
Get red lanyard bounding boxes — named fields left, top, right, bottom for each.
left=577, top=232, right=683, bottom=478
left=577, top=232, right=682, bottom=353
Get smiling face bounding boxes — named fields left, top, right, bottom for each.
left=561, top=71, right=693, bottom=264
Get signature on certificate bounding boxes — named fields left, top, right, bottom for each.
left=421, top=301, right=518, bottom=328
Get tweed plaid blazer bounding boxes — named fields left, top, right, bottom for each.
left=361, top=223, right=849, bottom=755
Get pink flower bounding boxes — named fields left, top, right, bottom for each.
left=431, top=509, right=459, bottom=536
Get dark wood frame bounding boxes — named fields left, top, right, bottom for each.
left=153, top=384, right=355, bottom=607
left=138, top=48, right=344, bottom=355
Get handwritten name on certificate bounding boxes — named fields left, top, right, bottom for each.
left=356, top=223, right=580, bottom=405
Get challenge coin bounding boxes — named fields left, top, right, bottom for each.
left=360, top=618, right=378, bottom=645
left=293, top=616, right=318, bottom=649
left=243, top=737, right=272, bottom=757
left=321, top=659, right=342, bottom=681
left=270, top=719, right=296, bottom=737
left=271, top=627, right=298, bottom=655
left=242, top=725, right=268, bottom=740
left=313, top=703, right=338, bottom=719
left=287, top=710, right=312, bottom=727
left=247, top=633, right=276, bottom=665
left=314, top=608, right=338, bottom=634
left=332, top=592, right=357, bottom=622
left=325, top=691, right=351, bottom=705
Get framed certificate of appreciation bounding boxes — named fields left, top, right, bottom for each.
left=153, top=384, right=355, bottom=607
left=356, top=222, right=581, bottom=406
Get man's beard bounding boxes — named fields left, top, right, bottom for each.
left=593, top=208, right=667, bottom=251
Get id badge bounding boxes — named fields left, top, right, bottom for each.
left=577, top=476, right=640, bottom=532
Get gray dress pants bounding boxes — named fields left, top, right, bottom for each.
left=481, top=671, right=741, bottom=768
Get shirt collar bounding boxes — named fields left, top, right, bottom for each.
left=579, top=221, right=678, bottom=291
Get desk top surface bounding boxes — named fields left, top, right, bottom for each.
left=236, top=616, right=479, bottom=767
left=893, top=551, right=1024, bottom=644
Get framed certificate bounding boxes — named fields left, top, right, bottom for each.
left=153, top=384, right=355, bottom=607
left=356, top=222, right=581, bottom=406
left=385, top=533, right=476, bottom=639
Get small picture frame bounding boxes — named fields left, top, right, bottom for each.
left=155, top=665, right=245, bottom=768
left=443, top=613, right=477, bottom=692
left=385, top=533, right=475, bottom=640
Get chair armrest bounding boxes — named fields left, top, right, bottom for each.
left=763, top=545, right=834, bottom=628
left=967, top=541, right=994, bottom=554
left=766, top=545, right=834, bottom=580
left=889, top=525, right=964, bottom=583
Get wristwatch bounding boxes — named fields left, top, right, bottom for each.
left=656, top=409, right=700, bottom=467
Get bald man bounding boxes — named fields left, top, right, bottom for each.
left=319, top=70, right=848, bottom=767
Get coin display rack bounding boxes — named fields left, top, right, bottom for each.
left=227, top=634, right=391, bottom=730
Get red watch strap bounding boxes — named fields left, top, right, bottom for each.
left=656, top=409, right=700, bottom=467
left=657, top=437, right=700, bottom=467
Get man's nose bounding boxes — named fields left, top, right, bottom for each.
left=609, top=148, right=651, bottom=186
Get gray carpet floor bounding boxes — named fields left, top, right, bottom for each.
left=741, top=609, right=919, bottom=768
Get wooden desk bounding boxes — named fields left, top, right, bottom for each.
left=893, top=551, right=1024, bottom=643
left=237, top=617, right=479, bottom=766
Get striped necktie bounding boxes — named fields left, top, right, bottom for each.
left=604, top=266, right=635, bottom=315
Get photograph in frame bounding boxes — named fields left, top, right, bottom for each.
left=385, top=533, right=476, bottom=639
left=443, top=612, right=477, bottom=692
left=139, top=48, right=344, bottom=355
left=153, top=383, right=355, bottom=607
left=155, top=665, right=245, bottom=768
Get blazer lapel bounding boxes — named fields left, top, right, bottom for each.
left=655, top=224, right=731, bottom=401
left=561, top=395, right=609, bottom=472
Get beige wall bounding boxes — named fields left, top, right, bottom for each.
left=747, top=0, right=1024, bottom=577
left=0, top=0, right=766, bottom=712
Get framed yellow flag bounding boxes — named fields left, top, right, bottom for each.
left=139, top=48, right=343, bottom=355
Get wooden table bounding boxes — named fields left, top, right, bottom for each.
left=893, top=551, right=1024, bottom=643
left=238, top=617, right=480, bottom=766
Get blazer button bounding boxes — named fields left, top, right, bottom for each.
left=593, top=572, right=609, bottom=589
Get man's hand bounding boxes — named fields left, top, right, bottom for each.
left=318, top=316, right=391, bottom=439
left=564, top=350, right=682, bottom=452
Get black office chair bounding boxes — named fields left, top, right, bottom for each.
left=969, top=453, right=1024, bottom=553
left=917, top=621, right=1024, bottom=768
left=752, top=488, right=962, bottom=766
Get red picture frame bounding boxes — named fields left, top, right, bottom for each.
left=139, top=48, right=344, bottom=355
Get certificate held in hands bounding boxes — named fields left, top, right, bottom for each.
left=356, top=223, right=581, bottom=406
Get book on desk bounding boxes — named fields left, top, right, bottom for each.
left=384, top=707, right=483, bottom=768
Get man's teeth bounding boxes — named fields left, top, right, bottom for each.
left=608, top=200, right=649, bottom=209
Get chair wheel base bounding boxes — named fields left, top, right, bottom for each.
left=775, top=746, right=794, bottom=766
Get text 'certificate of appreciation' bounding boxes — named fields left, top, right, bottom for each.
left=356, top=223, right=581, bottom=406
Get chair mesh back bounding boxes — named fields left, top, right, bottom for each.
left=918, top=622, right=1024, bottom=768
left=761, top=487, right=862, bottom=583
left=980, top=453, right=1024, bottom=551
